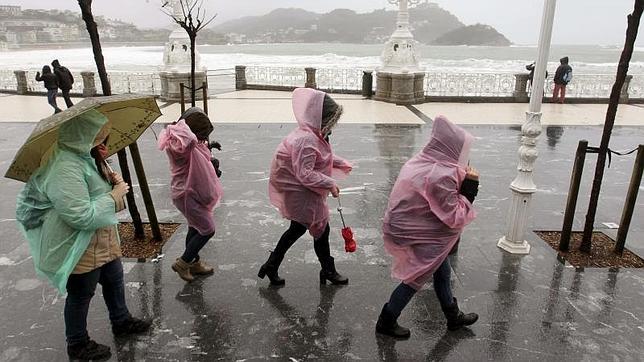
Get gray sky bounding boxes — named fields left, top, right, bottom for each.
left=4, top=0, right=642, bottom=45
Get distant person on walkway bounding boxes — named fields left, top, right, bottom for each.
left=52, top=59, right=74, bottom=108
left=553, top=56, right=573, bottom=103
left=258, top=88, right=352, bottom=286
left=158, top=107, right=223, bottom=283
left=16, top=111, right=151, bottom=361
left=35, top=65, right=62, bottom=114
left=526, top=61, right=548, bottom=92
left=375, top=115, right=479, bottom=339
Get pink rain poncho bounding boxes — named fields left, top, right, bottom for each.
left=269, top=88, right=352, bottom=238
left=158, top=120, right=223, bottom=235
left=383, top=115, right=477, bottom=289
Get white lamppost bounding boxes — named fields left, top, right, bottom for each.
left=381, top=0, right=424, bottom=73
left=162, top=0, right=201, bottom=72
left=497, top=0, right=558, bottom=254
left=376, top=0, right=426, bottom=105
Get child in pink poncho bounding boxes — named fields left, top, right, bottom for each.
left=158, top=107, right=223, bottom=282
left=376, top=116, right=480, bottom=339
left=258, top=88, right=352, bottom=286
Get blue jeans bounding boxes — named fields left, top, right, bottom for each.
left=46, top=89, right=61, bottom=112
left=386, top=258, right=455, bottom=318
left=432, top=257, right=454, bottom=306
left=181, top=226, right=214, bottom=263
left=64, top=259, right=130, bottom=346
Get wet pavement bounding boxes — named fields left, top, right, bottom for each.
left=0, top=121, right=643, bottom=361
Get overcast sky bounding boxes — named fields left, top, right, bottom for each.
left=4, top=0, right=642, bottom=45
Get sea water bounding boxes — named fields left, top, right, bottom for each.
left=1, top=43, right=643, bottom=75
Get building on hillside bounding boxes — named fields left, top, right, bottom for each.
left=0, top=5, right=21, bottom=16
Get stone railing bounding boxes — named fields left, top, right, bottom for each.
left=425, top=72, right=516, bottom=97
left=2, top=66, right=643, bottom=104
left=240, top=65, right=367, bottom=94
left=235, top=66, right=643, bottom=103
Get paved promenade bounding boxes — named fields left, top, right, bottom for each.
left=2, top=90, right=644, bottom=126
left=0, top=92, right=643, bottom=361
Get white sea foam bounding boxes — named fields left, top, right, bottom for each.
left=1, top=43, right=642, bottom=75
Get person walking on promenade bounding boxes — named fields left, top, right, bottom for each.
left=35, top=65, right=62, bottom=114
left=375, top=115, right=480, bottom=339
left=16, top=111, right=151, bottom=361
left=553, top=56, right=573, bottom=104
left=52, top=59, right=74, bottom=108
left=258, top=88, right=353, bottom=286
left=158, top=107, right=223, bottom=283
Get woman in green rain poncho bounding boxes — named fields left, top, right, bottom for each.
left=16, top=110, right=151, bottom=361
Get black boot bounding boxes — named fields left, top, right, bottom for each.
left=441, top=298, right=478, bottom=331
left=319, top=256, right=348, bottom=285
left=258, top=251, right=285, bottom=286
left=375, top=303, right=411, bottom=339
left=67, top=339, right=111, bottom=361
left=112, top=316, right=152, bottom=337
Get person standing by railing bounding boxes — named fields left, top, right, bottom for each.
left=35, top=65, right=62, bottom=114
left=553, top=56, right=573, bottom=104
left=52, top=59, right=74, bottom=108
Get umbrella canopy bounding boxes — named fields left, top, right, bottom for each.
left=5, top=94, right=161, bottom=182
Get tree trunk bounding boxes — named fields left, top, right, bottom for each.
left=190, top=35, right=196, bottom=107
left=78, top=0, right=144, bottom=238
left=580, top=0, right=643, bottom=252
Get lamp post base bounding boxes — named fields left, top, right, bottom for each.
left=497, top=236, right=531, bottom=255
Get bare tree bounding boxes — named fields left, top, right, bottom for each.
left=580, top=0, right=643, bottom=252
left=78, top=0, right=162, bottom=241
left=162, top=0, right=216, bottom=107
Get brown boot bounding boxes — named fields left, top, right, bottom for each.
left=190, top=259, right=214, bottom=275
left=172, top=258, right=194, bottom=282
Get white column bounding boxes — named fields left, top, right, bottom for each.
left=497, top=0, right=557, bottom=254
left=381, top=0, right=423, bottom=73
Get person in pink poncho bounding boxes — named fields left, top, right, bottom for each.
left=376, top=115, right=480, bottom=339
left=158, top=108, right=223, bottom=282
left=258, top=88, right=352, bottom=286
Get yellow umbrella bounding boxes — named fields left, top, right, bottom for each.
left=5, top=94, right=162, bottom=182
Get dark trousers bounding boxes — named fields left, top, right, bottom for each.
left=386, top=258, right=455, bottom=318
left=61, top=88, right=74, bottom=108
left=46, top=89, right=61, bottom=113
left=65, top=259, right=130, bottom=346
left=181, top=226, right=214, bottom=263
left=273, top=220, right=331, bottom=262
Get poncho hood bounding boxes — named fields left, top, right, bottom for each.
left=292, top=87, right=325, bottom=134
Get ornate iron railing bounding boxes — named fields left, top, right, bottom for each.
left=0, top=70, right=17, bottom=91
left=106, top=72, right=161, bottom=95
left=25, top=71, right=85, bottom=94
left=540, top=74, right=615, bottom=98
left=2, top=66, right=644, bottom=100
left=316, top=68, right=364, bottom=92
left=206, top=68, right=235, bottom=94
left=246, top=66, right=306, bottom=88
left=424, top=72, right=516, bottom=97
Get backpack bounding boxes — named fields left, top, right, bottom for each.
left=563, top=70, right=573, bottom=84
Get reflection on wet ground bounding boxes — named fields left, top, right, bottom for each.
left=0, top=123, right=642, bottom=361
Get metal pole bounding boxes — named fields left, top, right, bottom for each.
left=498, top=0, right=557, bottom=254
left=560, top=140, right=588, bottom=251
left=202, top=81, right=208, bottom=115
left=179, top=82, right=186, bottom=114
left=615, top=144, right=644, bottom=254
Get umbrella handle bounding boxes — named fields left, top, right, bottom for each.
left=337, top=195, right=347, bottom=228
